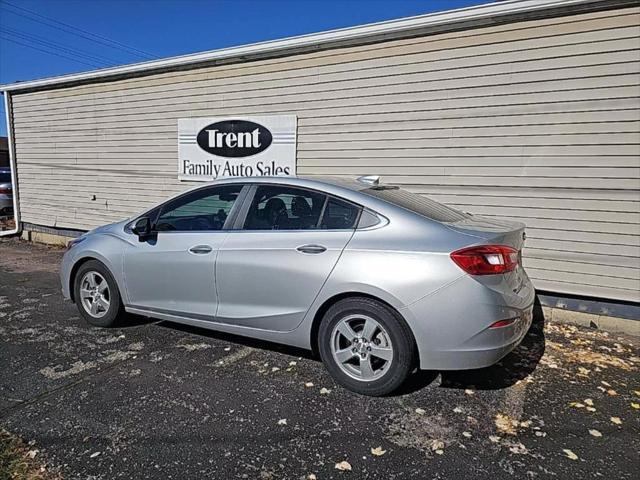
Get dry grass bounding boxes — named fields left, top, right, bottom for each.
left=0, top=429, right=59, bottom=480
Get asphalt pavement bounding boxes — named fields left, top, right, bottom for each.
left=1, top=238, right=638, bottom=479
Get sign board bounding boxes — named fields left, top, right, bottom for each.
left=178, top=115, right=296, bottom=181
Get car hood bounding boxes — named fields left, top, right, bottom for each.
left=85, top=219, right=128, bottom=237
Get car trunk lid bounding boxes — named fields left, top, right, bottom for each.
left=445, top=215, right=526, bottom=252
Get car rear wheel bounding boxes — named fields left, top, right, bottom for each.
left=318, top=297, right=416, bottom=396
left=73, top=260, right=124, bottom=327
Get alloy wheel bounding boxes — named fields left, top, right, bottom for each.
left=79, top=271, right=110, bottom=318
left=330, top=314, right=393, bottom=381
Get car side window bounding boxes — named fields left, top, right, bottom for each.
left=155, top=184, right=243, bottom=232
left=243, top=185, right=326, bottom=230
left=320, top=197, right=360, bottom=230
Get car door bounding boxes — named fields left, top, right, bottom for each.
left=215, top=184, right=361, bottom=331
left=123, top=183, right=246, bottom=319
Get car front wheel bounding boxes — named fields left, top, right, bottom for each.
left=73, top=260, right=124, bottom=327
left=318, top=297, right=416, bottom=396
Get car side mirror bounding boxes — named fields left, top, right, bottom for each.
left=131, top=217, right=153, bottom=240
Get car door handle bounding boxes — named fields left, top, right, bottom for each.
left=296, top=244, right=327, bottom=254
left=189, top=245, right=213, bottom=254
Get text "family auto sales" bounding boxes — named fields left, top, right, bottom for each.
left=182, top=159, right=291, bottom=177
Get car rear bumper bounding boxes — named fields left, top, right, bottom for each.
left=400, top=272, right=535, bottom=370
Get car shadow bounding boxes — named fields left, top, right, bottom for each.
left=398, top=296, right=547, bottom=395
left=154, top=320, right=316, bottom=361
left=124, top=297, right=546, bottom=396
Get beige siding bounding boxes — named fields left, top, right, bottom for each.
left=10, top=6, right=640, bottom=302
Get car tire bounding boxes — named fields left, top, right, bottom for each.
left=318, top=297, right=416, bottom=396
left=73, top=260, right=124, bottom=328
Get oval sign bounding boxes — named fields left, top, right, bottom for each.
left=196, top=120, right=272, bottom=158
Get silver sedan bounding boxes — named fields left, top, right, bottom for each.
left=60, top=176, right=534, bottom=395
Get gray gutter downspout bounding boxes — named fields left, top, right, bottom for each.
left=1, top=92, right=21, bottom=237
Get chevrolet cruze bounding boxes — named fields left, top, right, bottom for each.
left=61, top=176, right=534, bottom=396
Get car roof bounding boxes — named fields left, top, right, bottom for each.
left=194, top=175, right=369, bottom=191
left=177, top=176, right=375, bottom=205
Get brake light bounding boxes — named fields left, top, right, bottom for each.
left=489, top=318, right=518, bottom=329
left=450, top=245, right=519, bottom=275
left=0, top=188, right=11, bottom=195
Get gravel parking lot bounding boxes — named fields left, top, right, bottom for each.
left=1, top=238, right=638, bottom=479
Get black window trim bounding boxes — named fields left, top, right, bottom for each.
left=228, top=182, right=364, bottom=233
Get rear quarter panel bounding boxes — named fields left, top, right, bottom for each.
left=305, top=209, right=478, bottom=319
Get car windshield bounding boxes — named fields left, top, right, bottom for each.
left=0, top=172, right=11, bottom=183
left=362, top=186, right=469, bottom=223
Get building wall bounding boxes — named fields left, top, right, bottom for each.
left=9, top=6, right=640, bottom=302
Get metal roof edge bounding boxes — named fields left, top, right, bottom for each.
left=0, top=0, right=629, bottom=93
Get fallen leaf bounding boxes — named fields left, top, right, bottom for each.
left=435, top=449, right=444, bottom=455
left=90, top=451, right=101, bottom=458
left=495, top=413, right=518, bottom=435
left=415, top=407, right=426, bottom=415
left=489, top=435, right=501, bottom=443
left=586, top=407, right=596, bottom=412
left=271, top=367, right=280, bottom=372
left=589, top=429, right=602, bottom=437
left=606, top=389, right=617, bottom=396
left=335, top=461, right=352, bottom=471
left=631, top=403, right=640, bottom=409
left=569, top=402, right=585, bottom=408
left=453, top=407, right=463, bottom=413
left=535, top=431, right=547, bottom=437
left=509, top=442, right=528, bottom=454
left=307, top=475, right=317, bottom=480
left=601, top=381, right=611, bottom=387
left=277, top=418, right=287, bottom=425
left=430, top=439, right=444, bottom=451
left=304, top=382, right=314, bottom=388
left=563, top=449, right=579, bottom=461
left=370, top=446, right=386, bottom=456
left=584, top=398, right=594, bottom=406
left=26, top=450, right=38, bottom=459
left=464, top=389, right=475, bottom=395
left=462, top=431, right=472, bottom=438
left=633, top=390, right=640, bottom=396
left=289, top=361, right=297, bottom=367
left=577, top=367, right=590, bottom=376
left=319, top=387, right=331, bottom=395
left=610, top=416, right=622, bottom=425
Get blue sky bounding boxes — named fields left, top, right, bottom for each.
left=0, top=0, right=485, bottom=135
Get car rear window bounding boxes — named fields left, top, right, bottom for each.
left=362, top=187, right=469, bottom=223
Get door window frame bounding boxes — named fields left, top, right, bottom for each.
left=125, top=184, right=251, bottom=234
left=230, top=183, right=364, bottom=232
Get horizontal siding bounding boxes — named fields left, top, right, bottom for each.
left=10, top=6, right=640, bottom=302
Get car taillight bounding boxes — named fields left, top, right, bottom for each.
left=489, top=318, right=518, bottom=329
left=0, top=188, right=10, bottom=195
left=450, top=245, right=519, bottom=275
